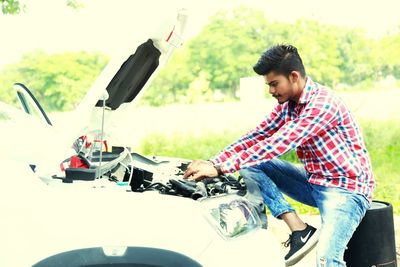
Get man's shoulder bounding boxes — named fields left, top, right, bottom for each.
left=300, top=78, right=334, bottom=104
left=309, top=82, right=339, bottom=103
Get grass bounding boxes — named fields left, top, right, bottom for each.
left=361, top=119, right=400, bottom=214
left=138, top=119, right=400, bottom=215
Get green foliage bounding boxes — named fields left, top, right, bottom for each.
left=2, top=6, right=400, bottom=109
left=360, top=119, right=400, bottom=214
left=187, top=7, right=269, bottom=98
left=140, top=49, right=195, bottom=106
left=0, top=0, right=22, bottom=14
left=0, top=50, right=109, bottom=111
left=269, top=20, right=344, bottom=87
left=143, top=6, right=400, bottom=106
left=379, top=34, right=400, bottom=79
left=336, top=30, right=381, bottom=86
left=142, top=7, right=272, bottom=105
left=139, top=130, right=240, bottom=160
left=185, top=71, right=213, bottom=104
left=138, top=120, right=400, bottom=215
left=66, top=0, right=84, bottom=10
left=0, top=0, right=82, bottom=14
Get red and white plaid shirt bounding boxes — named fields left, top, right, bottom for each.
left=211, top=78, right=375, bottom=201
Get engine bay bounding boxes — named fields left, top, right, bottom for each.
left=52, top=146, right=248, bottom=200
left=125, top=155, right=247, bottom=200
left=44, top=146, right=267, bottom=228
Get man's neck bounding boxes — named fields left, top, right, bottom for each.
left=293, top=77, right=307, bottom=103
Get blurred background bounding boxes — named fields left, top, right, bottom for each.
left=0, top=0, right=399, bottom=214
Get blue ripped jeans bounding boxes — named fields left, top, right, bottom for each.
left=239, top=158, right=370, bottom=267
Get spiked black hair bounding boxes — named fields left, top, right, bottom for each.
left=253, top=44, right=306, bottom=77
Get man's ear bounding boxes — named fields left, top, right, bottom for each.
left=289, top=71, right=300, bottom=83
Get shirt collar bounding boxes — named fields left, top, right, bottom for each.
left=298, top=77, right=314, bottom=105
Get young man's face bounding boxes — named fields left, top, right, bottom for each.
left=264, top=71, right=301, bottom=104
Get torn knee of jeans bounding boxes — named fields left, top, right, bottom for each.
left=319, top=257, right=327, bottom=267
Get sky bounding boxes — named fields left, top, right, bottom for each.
left=0, top=0, right=399, bottom=70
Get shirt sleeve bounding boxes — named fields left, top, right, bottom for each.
left=210, top=104, right=285, bottom=165
left=220, top=93, right=340, bottom=173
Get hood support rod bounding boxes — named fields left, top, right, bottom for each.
left=98, top=92, right=107, bottom=177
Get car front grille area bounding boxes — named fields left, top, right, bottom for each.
left=33, top=246, right=202, bottom=267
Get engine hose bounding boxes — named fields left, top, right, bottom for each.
left=191, top=181, right=208, bottom=200
left=169, top=179, right=196, bottom=197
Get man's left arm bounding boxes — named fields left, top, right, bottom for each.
left=184, top=108, right=284, bottom=181
left=209, top=104, right=285, bottom=165
left=221, top=94, right=340, bottom=173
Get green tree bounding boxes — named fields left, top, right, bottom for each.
left=284, top=20, right=344, bottom=87
left=0, top=0, right=82, bottom=15
left=0, top=50, right=109, bottom=111
left=379, top=33, right=400, bottom=79
left=4, top=6, right=396, bottom=109
left=140, top=49, right=194, bottom=106
left=186, top=7, right=270, bottom=99
left=335, top=29, right=380, bottom=87
left=144, top=6, right=390, bottom=106
left=0, top=0, right=22, bottom=14
left=185, top=71, right=213, bottom=104
left=144, top=7, right=266, bottom=105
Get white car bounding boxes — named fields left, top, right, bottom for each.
left=0, top=8, right=285, bottom=267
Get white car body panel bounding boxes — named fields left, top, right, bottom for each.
left=0, top=161, right=284, bottom=266
left=0, top=7, right=285, bottom=267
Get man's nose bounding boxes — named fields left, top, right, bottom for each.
left=269, top=86, right=275, bottom=94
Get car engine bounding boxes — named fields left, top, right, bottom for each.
left=53, top=146, right=266, bottom=225
left=102, top=151, right=246, bottom=200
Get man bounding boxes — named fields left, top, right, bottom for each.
left=184, top=44, right=375, bottom=266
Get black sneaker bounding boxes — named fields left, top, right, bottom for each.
left=283, top=224, right=319, bottom=266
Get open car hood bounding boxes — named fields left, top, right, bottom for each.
left=77, top=8, right=188, bottom=113
left=69, top=8, right=188, bottom=152
left=8, top=8, right=188, bottom=174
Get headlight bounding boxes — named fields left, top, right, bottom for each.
left=201, top=194, right=262, bottom=239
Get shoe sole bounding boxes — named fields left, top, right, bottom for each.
left=285, top=228, right=320, bottom=266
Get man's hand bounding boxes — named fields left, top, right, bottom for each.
left=184, top=160, right=219, bottom=181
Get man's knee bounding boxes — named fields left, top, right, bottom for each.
left=316, top=240, right=346, bottom=267
left=315, top=251, right=346, bottom=267
left=239, top=166, right=258, bottom=177
left=238, top=167, right=252, bottom=177
left=315, top=228, right=347, bottom=267
left=239, top=167, right=266, bottom=185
